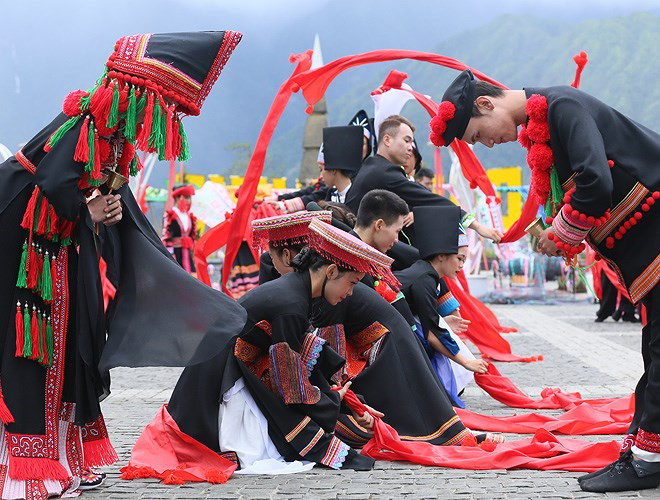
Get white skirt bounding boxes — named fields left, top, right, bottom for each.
left=218, top=378, right=315, bottom=475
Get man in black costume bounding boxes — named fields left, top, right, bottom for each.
left=433, top=68, right=660, bottom=493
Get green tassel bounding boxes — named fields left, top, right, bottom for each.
left=51, top=232, right=60, bottom=244
left=32, top=196, right=42, bottom=233
left=129, top=154, right=139, bottom=177
left=22, top=306, right=31, bottom=358
left=84, top=119, right=95, bottom=174
left=136, top=89, right=148, bottom=117
left=16, top=240, right=28, bottom=288
left=148, top=100, right=163, bottom=153
left=124, top=86, right=137, bottom=141
left=36, top=314, right=44, bottom=364
left=34, top=249, right=42, bottom=295
left=46, top=115, right=81, bottom=151
left=40, top=252, right=52, bottom=302
left=178, top=118, right=190, bottom=161
left=158, top=105, right=169, bottom=160
left=106, top=83, right=121, bottom=129
left=80, top=71, right=107, bottom=111
left=46, top=316, right=54, bottom=366
left=550, top=166, right=563, bottom=209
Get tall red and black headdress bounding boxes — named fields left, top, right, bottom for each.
left=45, top=31, right=242, bottom=187
left=429, top=70, right=476, bottom=147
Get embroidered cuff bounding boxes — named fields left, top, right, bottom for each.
left=319, top=436, right=350, bottom=470
left=437, top=292, right=460, bottom=317
left=635, top=428, right=660, bottom=454
left=300, top=333, right=326, bottom=377
left=461, top=212, right=476, bottom=228
left=282, top=197, right=305, bottom=213
left=551, top=205, right=593, bottom=245
left=269, top=342, right=321, bottom=405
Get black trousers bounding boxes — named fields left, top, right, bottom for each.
left=627, top=284, right=660, bottom=442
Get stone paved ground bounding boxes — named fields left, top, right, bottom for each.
left=83, top=298, right=659, bottom=499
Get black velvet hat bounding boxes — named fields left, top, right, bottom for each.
left=349, top=109, right=374, bottom=157
left=413, top=206, right=466, bottom=259
left=322, top=126, right=364, bottom=173
left=429, top=70, right=476, bottom=147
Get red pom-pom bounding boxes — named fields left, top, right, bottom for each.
left=619, top=226, right=627, bottom=235
left=545, top=216, right=553, bottom=224
left=526, top=118, right=550, bottom=144
left=579, top=213, right=587, bottom=222
left=547, top=232, right=555, bottom=240
left=429, top=130, right=444, bottom=147
left=629, top=217, right=637, bottom=226
left=594, top=219, right=602, bottom=227
left=563, top=195, right=571, bottom=204
left=653, top=191, right=660, bottom=200
left=62, top=90, right=89, bottom=117
left=647, top=197, right=656, bottom=206
left=571, top=209, right=579, bottom=218
left=518, top=126, right=531, bottom=149
left=527, top=143, right=553, bottom=171
left=614, top=232, right=623, bottom=240
left=607, top=160, right=614, bottom=168
left=97, top=138, right=111, bottom=162
left=555, top=241, right=564, bottom=250
left=531, top=168, right=550, bottom=203
left=642, top=203, right=650, bottom=212
left=605, top=237, right=615, bottom=249
left=437, top=101, right=456, bottom=121
left=634, top=212, right=643, bottom=220
left=429, top=115, right=448, bottom=135
left=461, top=434, right=478, bottom=447
left=526, top=94, right=548, bottom=122
left=479, top=440, right=497, bottom=452
left=624, top=221, right=631, bottom=230
left=587, top=216, right=595, bottom=224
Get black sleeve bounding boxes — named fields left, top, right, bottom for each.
left=34, top=120, right=86, bottom=221
left=409, top=274, right=459, bottom=355
left=278, top=184, right=316, bottom=201
left=385, top=167, right=466, bottom=218
left=387, top=241, right=420, bottom=271
left=549, top=97, right=613, bottom=217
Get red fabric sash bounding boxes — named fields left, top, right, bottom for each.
left=445, top=275, right=540, bottom=362
left=341, top=390, right=619, bottom=472
left=474, top=363, right=628, bottom=410
left=121, top=405, right=237, bottom=485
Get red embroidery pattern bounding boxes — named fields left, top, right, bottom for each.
left=15, top=150, right=37, bottom=174
left=629, top=254, right=660, bottom=305
left=255, top=320, right=273, bottom=337
left=65, top=418, right=83, bottom=481
left=319, top=436, right=350, bottom=469
left=620, top=433, right=636, bottom=453
left=25, top=479, right=48, bottom=500
left=269, top=342, right=321, bottom=405
left=350, top=321, right=389, bottom=349
left=635, top=428, right=660, bottom=454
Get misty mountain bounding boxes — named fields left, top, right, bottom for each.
left=0, top=2, right=658, bottom=187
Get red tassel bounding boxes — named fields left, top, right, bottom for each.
left=137, top=91, right=154, bottom=150
left=171, top=116, right=181, bottom=159
left=39, top=312, right=48, bottom=366
left=83, top=438, right=119, bottom=468
left=48, top=206, right=58, bottom=238
left=37, top=197, right=49, bottom=235
left=27, top=244, right=38, bottom=289
left=7, top=455, right=69, bottom=481
left=50, top=254, right=58, bottom=301
left=20, top=186, right=40, bottom=230
left=91, top=129, right=102, bottom=181
left=570, top=51, right=588, bottom=89
left=161, top=471, right=186, bottom=485
left=74, top=116, right=90, bottom=163
left=120, top=465, right=159, bottom=480
left=165, top=105, right=175, bottom=160
left=0, top=388, right=14, bottom=425
left=88, top=82, right=114, bottom=132
left=29, top=307, right=40, bottom=361
left=205, top=469, right=229, bottom=484
left=117, top=140, right=135, bottom=178
left=14, top=301, right=24, bottom=357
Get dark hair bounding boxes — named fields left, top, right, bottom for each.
left=472, top=81, right=505, bottom=117
left=355, top=189, right=409, bottom=228
left=317, top=201, right=357, bottom=228
left=415, top=167, right=434, bottom=180
left=377, top=115, right=415, bottom=145
left=290, top=246, right=351, bottom=273
left=268, top=241, right=304, bottom=258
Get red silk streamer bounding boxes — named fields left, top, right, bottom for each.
left=475, top=362, right=630, bottom=410
left=203, top=51, right=312, bottom=293
left=500, top=191, right=542, bottom=243
left=456, top=395, right=633, bottom=435
left=339, top=389, right=619, bottom=472
left=445, top=275, right=539, bottom=362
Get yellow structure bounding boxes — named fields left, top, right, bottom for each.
left=486, top=166, right=523, bottom=230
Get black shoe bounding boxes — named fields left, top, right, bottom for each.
left=578, top=450, right=631, bottom=483
left=580, top=455, right=660, bottom=493
left=342, top=449, right=375, bottom=471
left=612, top=310, right=622, bottom=322
left=595, top=317, right=606, bottom=323
left=621, top=313, right=640, bottom=323
left=79, top=469, right=107, bottom=490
